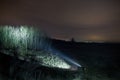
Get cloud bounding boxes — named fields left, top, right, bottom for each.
left=0, top=0, right=120, bottom=42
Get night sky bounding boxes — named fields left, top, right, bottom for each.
left=0, top=0, right=120, bottom=42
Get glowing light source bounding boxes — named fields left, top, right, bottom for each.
left=48, top=48, right=82, bottom=68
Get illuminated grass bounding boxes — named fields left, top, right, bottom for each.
left=0, top=26, right=71, bottom=69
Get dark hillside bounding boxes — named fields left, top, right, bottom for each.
left=0, top=38, right=120, bottom=80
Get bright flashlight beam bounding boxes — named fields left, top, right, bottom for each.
left=48, top=47, right=82, bottom=68
left=0, top=26, right=81, bottom=69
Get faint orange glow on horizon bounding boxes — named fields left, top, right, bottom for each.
left=86, top=35, right=106, bottom=41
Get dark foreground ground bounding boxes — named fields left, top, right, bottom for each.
left=51, top=39, right=120, bottom=80
left=0, top=39, right=120, bottom=80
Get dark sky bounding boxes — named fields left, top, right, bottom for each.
left=0, top=0, right=120, bottom=42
